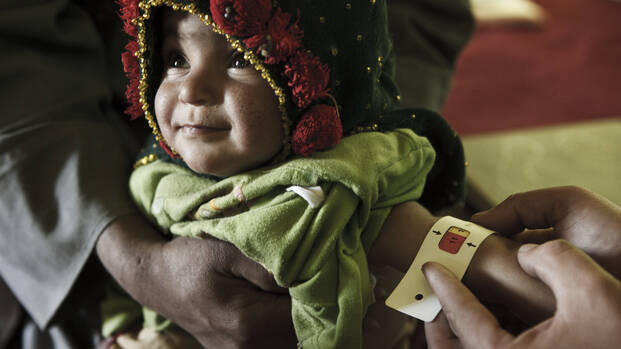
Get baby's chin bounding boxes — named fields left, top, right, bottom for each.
left=184, top=156, right=252, bottom=178
left=176, top=147, right=229, bottom=177
left=185, top=160, right=232, bottom=178
left=181, top=145, right=283, bottom=178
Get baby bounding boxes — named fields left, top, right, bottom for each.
left=103, top=1, right=554, bottom=348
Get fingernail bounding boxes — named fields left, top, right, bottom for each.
left=518, top=243, right=537, bottom=254
left=470, top=211, right=488, bottom=223
left=421, top=261, right=430, bottom=273
left=421, top=261, right=435, bottom=276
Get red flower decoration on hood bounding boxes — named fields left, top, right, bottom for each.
left=210, top=0, right=272, bottom=37
left=284, top=51, right=331, bottom=109
left=244, top=8, right=303, bottom=64
left=118, top=0, right=140, bottom=38
left=121, top=40, right=143, bottom=120
left=292, top=104, right=342, bottom=157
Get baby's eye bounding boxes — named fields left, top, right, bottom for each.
left=166, top=52, right=189, bottom=69
left=230, top=52, right=250, bottom=69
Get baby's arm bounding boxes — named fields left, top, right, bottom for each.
left=368, top=201, right=555, bottom=324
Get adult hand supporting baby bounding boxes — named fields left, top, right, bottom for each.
left=471, top=186, right=621, bottom=279
left=423, top=240, right=621, bottom=349
left=97, top=214, right=296, bottom=348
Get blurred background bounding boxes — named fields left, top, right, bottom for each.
left=444, top=0, right=621, bottom=134
left=442, top=0, right=620, bottom=210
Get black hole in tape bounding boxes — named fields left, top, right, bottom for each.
left=415, top=293, right=423, bottom=301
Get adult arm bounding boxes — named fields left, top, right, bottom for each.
left=96, top=214, right=296, bottom=348
left=423, top=240, right=621, bottom=349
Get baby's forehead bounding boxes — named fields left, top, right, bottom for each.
left=161, top=8, right=217, bottom=41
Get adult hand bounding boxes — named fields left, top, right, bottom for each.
left=97, top=215, right=296, bottom=349
left=472, top=186, right=621, bottom=279
left=423, top=240, right=621, bottom=349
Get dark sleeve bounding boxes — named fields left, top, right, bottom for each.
left=382, top=109, right=466, bottom=212
left=0, top=0, right=137, bottom=328
left=388, top=0, right=474, bottom=111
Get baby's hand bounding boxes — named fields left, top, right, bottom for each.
left=463, top=234, right=555, bottom=324
left=362, top=265, right=416, bottom=349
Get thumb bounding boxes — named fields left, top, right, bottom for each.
left=423, top=262, right=513, bottom=349
left=204, top=235, right=286, bottom=293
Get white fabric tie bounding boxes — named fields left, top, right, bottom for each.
left=286, top=186, right=325, bottom=208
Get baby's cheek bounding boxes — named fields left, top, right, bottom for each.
left=154, top=84, right=175, bottom=121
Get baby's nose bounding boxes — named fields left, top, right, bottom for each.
left=178, top=69, right=221, bottom=106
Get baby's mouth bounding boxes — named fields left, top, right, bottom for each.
left=178, top=124, right=228, bottom=137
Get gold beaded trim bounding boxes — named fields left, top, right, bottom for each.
left=349, top=122, right=379, bottom=136
left=134, top=153, right=158, bottom=169
left=133, top=0, right=291, bottom=160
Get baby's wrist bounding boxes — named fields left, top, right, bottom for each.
left=384, top=216, right=497, bottom=321
left=369, top=201, right=438, bottom=272
left=463, top=234, right=555, bottom=323
left=462, top=234, right=518, bottom=303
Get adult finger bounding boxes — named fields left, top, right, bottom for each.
left=423, top=262, right=513, bottom=349
left=471, top=187, right=572, bottom=234
left=202, top=235, right=287, bottom=293
left=424, top=311, right=462, bottom=349
left=516, top=240, right=614, bottom=313
left=230, top=253, right=287, bottom=294
left=219, top=281, right=295, bottom=347
left=206, top=239, right=294, bottom=345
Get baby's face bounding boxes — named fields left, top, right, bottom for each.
left=155, top=10, right=283, bottom=177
